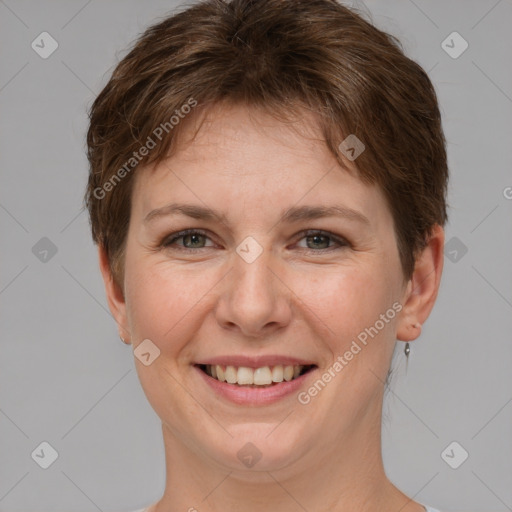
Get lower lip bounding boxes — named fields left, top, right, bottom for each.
left=193, top=365, right=316, bottom=405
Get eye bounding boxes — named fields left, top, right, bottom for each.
left=161, top=228, right=349, bottom=254
left=295, top=230, right=349, bottom=253
left=162, top=229, right=213, bottom=252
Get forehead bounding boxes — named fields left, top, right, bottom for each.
left=132, top=102, right=391, bottom=231
left=158, top=102, right=340, bottom=172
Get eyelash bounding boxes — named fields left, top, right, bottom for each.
left=160, top=228, right=349, bottom=254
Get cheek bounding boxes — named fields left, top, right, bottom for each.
left=125, top=258, right=179, bottom=342
left=293, top=264, right=382, bottom=324
left=291, top=263, right=397, bottom=357
left=124, top=254, right=221, bottom=354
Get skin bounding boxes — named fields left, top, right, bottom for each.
left=98, top=102, right=444, bottom=512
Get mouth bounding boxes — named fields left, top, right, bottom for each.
left=195, top=363, right=317, bottom=387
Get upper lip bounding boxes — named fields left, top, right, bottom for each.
left=194, top=355, right=317, bottom=368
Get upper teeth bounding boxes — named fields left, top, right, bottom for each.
left=205, top=365, right=304, bottom=386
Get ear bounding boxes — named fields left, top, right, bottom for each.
left=98, top=244, right=130, bottom=344
left=396, top=224, right=445, bottom=342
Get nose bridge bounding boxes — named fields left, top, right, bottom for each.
left=232, top=237, right=276, bottom=304
left=216, top=236, right=290, bottom=336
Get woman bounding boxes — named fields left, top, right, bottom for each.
left=85, top=0, right=447, bottom=510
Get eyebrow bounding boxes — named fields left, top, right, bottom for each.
left=143, top=203, right=370, bottom=226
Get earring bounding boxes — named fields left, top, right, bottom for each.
left=120, top=335, right=125, bottom=343
left=404, top=323, right=421, bottom=374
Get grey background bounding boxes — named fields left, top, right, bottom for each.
left=1, top=0, right=511, bottom=511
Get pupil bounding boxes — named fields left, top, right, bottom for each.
left=186, top=234, right=203, bottom=248
left=309, top=234, right=328, bottom=249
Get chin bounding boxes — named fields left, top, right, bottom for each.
left=204, top=423, right=308, bottom=473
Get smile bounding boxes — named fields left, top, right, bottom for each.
left=198, top=364, right=316, bottom=387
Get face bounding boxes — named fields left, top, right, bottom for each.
left=109, top=102, right=417, bottom=475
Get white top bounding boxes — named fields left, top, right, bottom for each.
left=129, top=505, right=441, bottom=512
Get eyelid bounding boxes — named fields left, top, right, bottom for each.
left=161, top=228, right=215, bottom=249
left=293, top=229, right=350, bottom=252
left=161, top=228, right=350, bottom=252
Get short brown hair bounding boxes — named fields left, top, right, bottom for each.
left=85, top=0, right=448, bottom=289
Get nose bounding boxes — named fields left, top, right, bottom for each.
left=214, top=245, right=292, bottom=338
